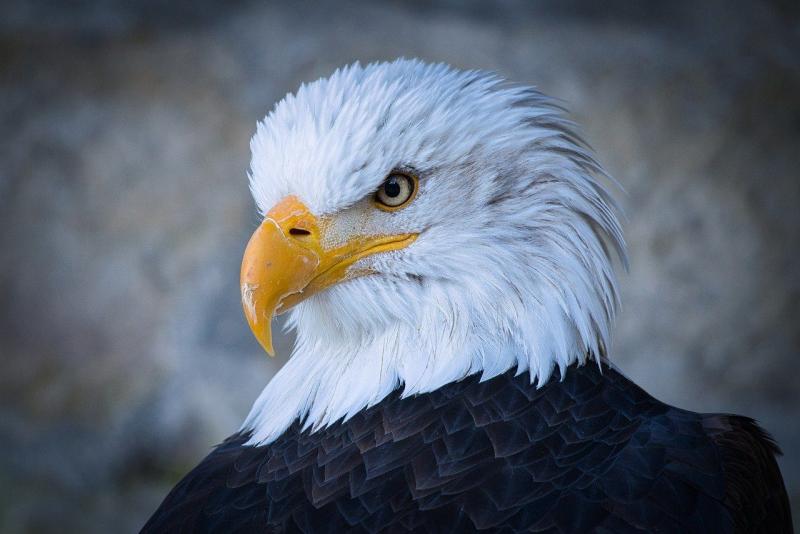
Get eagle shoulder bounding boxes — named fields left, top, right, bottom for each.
left=703, top=414, right=793, bottom=533
left=141, top=433, right=270, bottom=533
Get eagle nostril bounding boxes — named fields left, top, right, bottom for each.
left=289, top=228, right=312, bottom=237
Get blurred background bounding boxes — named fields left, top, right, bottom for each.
left=1, top=0, right=798, bottom=531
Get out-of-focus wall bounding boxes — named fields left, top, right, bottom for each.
left=1, top=1, right=797, bottom=531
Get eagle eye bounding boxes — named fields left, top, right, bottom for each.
left=373, top=172, right=418, bottom=211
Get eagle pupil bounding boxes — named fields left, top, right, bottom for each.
left=384, top=177, right=401, bottom=197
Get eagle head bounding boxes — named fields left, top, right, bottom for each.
left=241, top=59, right=625, bottom=444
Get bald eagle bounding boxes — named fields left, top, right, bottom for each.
left=143, top=60, right=791, bottom=533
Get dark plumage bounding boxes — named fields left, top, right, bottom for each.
left=143, top=362, right=792, bottom=533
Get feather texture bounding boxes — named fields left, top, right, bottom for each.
left=143, top=363, right=791, bottom=533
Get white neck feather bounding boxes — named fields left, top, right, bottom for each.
left=242, top=201, right=623, bottom=445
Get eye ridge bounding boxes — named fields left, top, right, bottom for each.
left=373, top=172, right=418, bottom=211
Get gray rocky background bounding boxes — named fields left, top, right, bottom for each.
left=1, top=0, right=798, bottom=531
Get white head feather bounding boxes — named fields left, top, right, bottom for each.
left=242, top=59, right=625, bottom=445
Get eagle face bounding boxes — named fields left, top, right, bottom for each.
left=242, top=59, right=624, bottom=444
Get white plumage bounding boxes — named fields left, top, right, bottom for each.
left=243, top=59, right=625, bottom=445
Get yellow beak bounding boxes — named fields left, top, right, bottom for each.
left=240, top=196, right=417, bottom=356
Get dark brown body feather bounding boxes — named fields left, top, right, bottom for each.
left=703, top=414, right=792, bottom=532
left=143, top=362, right=792, bottom=533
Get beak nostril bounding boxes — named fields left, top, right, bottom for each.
left=289, top=228, right=312, bottom=237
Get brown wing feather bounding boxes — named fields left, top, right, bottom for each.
left=704, top=414, right=793, bottom=533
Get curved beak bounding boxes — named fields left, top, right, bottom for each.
left=240, top=196, right=417, bottom=356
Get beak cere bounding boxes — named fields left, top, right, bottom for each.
left=240, top=195, right=418, bottom=357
